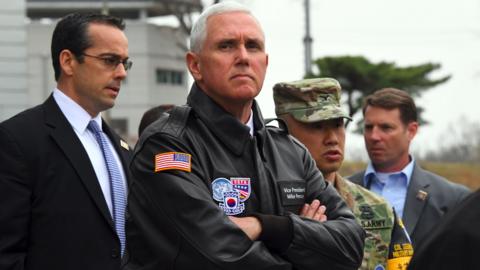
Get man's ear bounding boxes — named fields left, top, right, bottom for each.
left=59, top=49, right=76, bottom=77
left=407, top=121, right=418, bottom=141
left=186, top=52, right=202, bottom=81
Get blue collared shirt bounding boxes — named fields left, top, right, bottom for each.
left=363, top=157, right=415, bottom=219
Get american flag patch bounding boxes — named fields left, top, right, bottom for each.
left=155, top=152, right=191, bottom=172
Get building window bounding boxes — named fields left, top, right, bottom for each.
left=156, top=69, right=184, bottom=85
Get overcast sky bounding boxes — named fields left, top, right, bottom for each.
left=219, top=0, right=480, bottom=160
left=172, top=0, right=480, bottom=160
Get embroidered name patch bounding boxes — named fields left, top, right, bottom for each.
left=212, top=177, right=251, bottom=215
left=277, top=181, right=306, bottom=206
left=361, top=219, right=389, bottom=229
left=357, top=203, right=392, bottom=230
left=154, top=152, right=191, bottom=172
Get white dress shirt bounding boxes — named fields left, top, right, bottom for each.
left=53, top=88, right=127, bottom=216
left=246, top=109, right=254, bottom=136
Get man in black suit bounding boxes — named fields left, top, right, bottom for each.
left=408, top=189, right=480, bottom=269
left=349, top=88, right=470, bottom=248
left=0, top=13, right=131, bottom=270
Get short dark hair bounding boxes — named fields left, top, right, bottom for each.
left=51, top=13, right=125, bottom=81
left=362, top=88, right=418, bottom=125
left=138, top=104, right=175, bottom=136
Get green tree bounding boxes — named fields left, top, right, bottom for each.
left=307, top=55, right=450, bottom=128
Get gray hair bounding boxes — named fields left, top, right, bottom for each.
left=189, top=1, right=264, bottom=53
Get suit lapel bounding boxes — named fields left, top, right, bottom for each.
left=43, top=96, right=114, bottom=228
left=403, top=164, right=430, bottom=236
left=348, top=171, right=365, bottom=186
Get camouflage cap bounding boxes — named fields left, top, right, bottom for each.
left=273, top=78, right=352, bottom=123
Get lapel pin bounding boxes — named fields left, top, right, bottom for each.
left=416, top=190, right=428, bottom=201
left=120, top=140, right=129, bottom=150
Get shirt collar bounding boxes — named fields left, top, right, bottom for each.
left=363, top=155, right=416, bottom=187
left=53, top=88, right=102, bottom=133
left=187, top=83, right=263, bottom=156
left=246, top=110, right=254, bottom=136
left=402, top=156, right=415, bottom=185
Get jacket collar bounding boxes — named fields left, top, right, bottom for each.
left=187, top=83, right=266, bottom=156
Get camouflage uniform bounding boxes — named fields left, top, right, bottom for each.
left=334, top=173, right=413, bottom=269
left=273, top=78, right=413, bottom=270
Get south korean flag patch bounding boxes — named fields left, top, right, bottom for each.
left=211, top=177, right=250, bottom=215
left=220, top=191, right=244, bottom=215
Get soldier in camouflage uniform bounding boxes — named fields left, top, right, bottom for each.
left=273, top=78, right=413, bottom=270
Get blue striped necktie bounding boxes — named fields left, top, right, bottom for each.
left=87, top=120, right=126, bottom=257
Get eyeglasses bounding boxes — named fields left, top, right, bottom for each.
left=81, top=53, right=133, bottom=71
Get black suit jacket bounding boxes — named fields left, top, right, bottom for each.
left=0, top=95, right=131, bottom=270
left=348, top=163, right=470, bottom=247
left=408, top=188, right=480, bottom=270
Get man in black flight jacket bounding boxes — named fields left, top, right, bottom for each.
left=125, top=2, right=365, bottom=270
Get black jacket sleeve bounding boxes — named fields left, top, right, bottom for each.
left=0, top=126, right=30, bottom=270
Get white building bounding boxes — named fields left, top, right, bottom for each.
left=1, top=0, right=202, bottom=142
left=0, top=0, right=28, bottom=120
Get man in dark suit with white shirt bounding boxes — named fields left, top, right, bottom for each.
left=349, top=88, right=470, bottom=248
left=0, top=13, right=131, bottom=270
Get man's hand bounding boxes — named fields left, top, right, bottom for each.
left=228, top=216, right=262, bottom=241
left=300, top=199, right=327, bottom=222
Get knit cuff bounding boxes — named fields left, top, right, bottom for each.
left=251, top=213, right=293, bottom=253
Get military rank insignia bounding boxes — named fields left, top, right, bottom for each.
left=211, top=177, right=251, bottom=215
